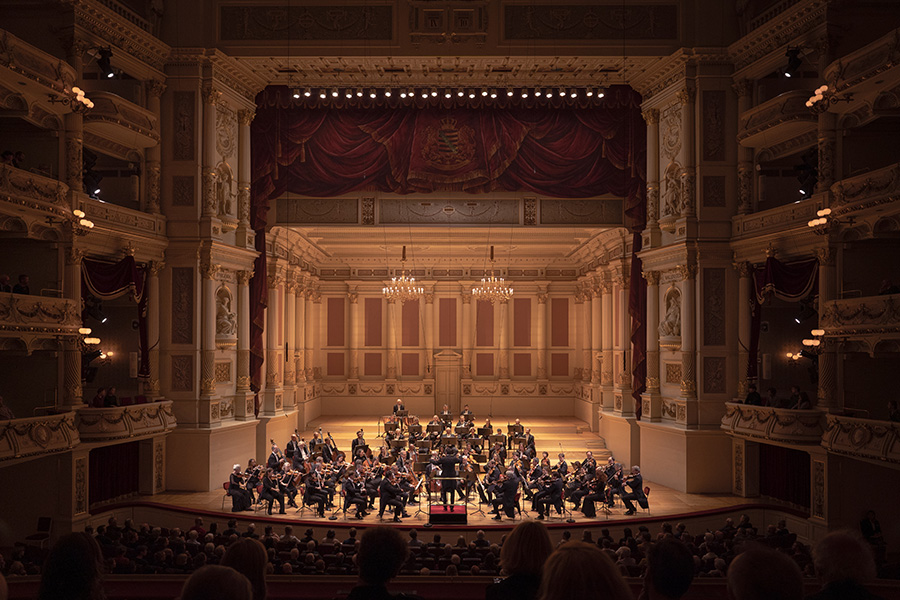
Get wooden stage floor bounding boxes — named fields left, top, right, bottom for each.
left=147, top=416, right=760, bottom=531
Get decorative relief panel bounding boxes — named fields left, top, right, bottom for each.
left=822, top=415, right=900, bottom=466
left=0, top=412, right=79, bottom=464
left=664, top=362, right=681, bottom=384
left=703, top=356, right=726, bottom=394
left=219, top=5, right=393, bottom=41
left=171, top=355, right=194, bottom=391
left=702, top=90, right=726, bottom=161
left=77, top=402, right=176, bottom=442
left=703, top=268, right=726, bottom=346
left=503, top=4, right=678, bottom=40
left=172, top=175, right=195, bottom=207
left=720, top=403, right=824, bottom=444
left=539, top=198, right=624, bottom=226
left=154, top=440, right=165, bottom=493
left=702, top=175, right=726, bottom=208
left=216, top=105, right=236, bottom=160
left=75, top=455, right=87, bottom=514
left=733, top=441, right=743, bottom=494
left=172, top=91, right=195, bottom=161
left=276, top=198, right=359, bottom=224
left=215, top=361, right=232, bottom=382
left=171, top=268, right=194, bottom=344
left=812, top=460, right=825, bottom=519
left=381, top=198, right=519, bottom=225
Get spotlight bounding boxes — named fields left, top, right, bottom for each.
left=97, top=48, right=114, bottom=78
left=507, top=88, right=514, bottom=97
left=319, top=90, right=327, bottom=99
left=559, top=87, right=565, bottom=97
left=521, top=90, right=528, bottom=99
left=292, top=88, right=301, bottom=99
left=597, top=88, right=606, bottom=98
left=468, top=90, right=475, bottom=99
left=585, top=88, right=593, bottom=97
left=430, top=88, right=437, bottom=97
left=784, top=48, right=802, bottom=78
left=535, top=88, right=542, bottom=97
left=331, top=88, right=338, bottom=97
left=421, top=90, right=429, bottom=99
left=369, top=89, right=377, bottom=99
left=356, top=88, right=363, bottom=97
left=400, top=89, right=408, bottom=99
left=794, top=299, right=816, bottom=324
left=481, top=89, right=488, bottom=97
left=445, top=90, right=452, bottom=99
left=384, top=88, right=392, bottom=97
left=570, top=90, right=577, bottom=98
left=489, top=89, right=497, bottom=98
left=457, top=88, right=465, bottom=98
left=304, top=89, right=311, bottom=97
left=345, top=90, right=353, bottom=99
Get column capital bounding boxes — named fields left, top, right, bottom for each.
left=676, top=87, right=696, bottom=106
left=266, top=271, right=284, bottom=289
left=731, top=79, right=753, bottom=98
left=642, top=270, right=660, bottom=286
left=348, top=290, right=359, bottom=304
left=816, top=246, right=836, bottom=266
left=145, top=79, right=166, bottom=99
left=202, top=86, right=221, bottom=105
left=148, top=260, right=166, bottom=276
left=65, top=246, right=85, bottom=266
left=676, top=263, right=698, bottom=281
left=424, top=292, right=435, bottom=304
left=200, top=261, right=220, bottom=280
left=537, top=292, right=549, bottom=305
left=732, top=260, right=753, bottom=278
left=460, top=292, right=472, bottom=305
left=642, top=108, right=660, bottom=125
left=236, top=269, right=254, bottom=285
left=237, top=109, right=256, bottom=126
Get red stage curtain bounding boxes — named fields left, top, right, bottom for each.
left=759, top=443, right=810, bottom=509
left=81, top=256, right=149, bottom=379
left=89, top=441, right=140, bottom=506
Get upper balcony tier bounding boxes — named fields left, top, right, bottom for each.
left=0, top=292, right=82, bottom=348
left=732, top=197, right=823, bottom=240
left=820, top=294, right=900, bottom=339
left=79, top=197, right=166, bottom=239
left=0, top=29, right=75, bottom=113
left=76, top=401, right=175, bottom=443
left=0, top=411, right=79, bottom=466
left=738, top=90, right=817, bottom=149
left=822, top=414, right=900, bottom=468
left=721, top=402, right=825, bottom=444
left=824, top=27, right=900, bottom=101
left=831, top=161, right=900, bottom=214
left=83, top=91, right=159, bottom=149
left=1, top=164, right=71, bottom=220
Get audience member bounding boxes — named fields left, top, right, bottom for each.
left=12, top=274, right=29, bottom=295
left=179, top=564, right=253, bottom=600
left=743, top=383, right=762, bottom=405
left=727, top=545, right=803, bottom=600
left=1, top=150, right=14, bottom=165
left=0, top=396, right=15, bottom=420
left=878, top=279, right=900, bottom=295
left=640, top=538, right=695, bottom=600
left=888, top=401, right=900, bottom=423
left=807, top=530, right=885, bottom=600
left=765, top=387, right=778, bottom=407
left=91, top=387, right=107, bottom=408
left=104, top=386, right=120, bottom=407
left=486, top=521, right=553, bottom=600
left=347, top=526, right=420, bottom=600
left=537, top=542, right=632, bottom=600
left=221, top=538, right=268, bottom=600
left=0, top=274, right=11, bottom=292
left=38, top=532, right=105, bottom=600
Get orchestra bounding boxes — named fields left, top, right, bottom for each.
left=223, top=398, right=649, bottom=522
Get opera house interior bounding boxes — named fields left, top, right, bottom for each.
left=1, top=0, right=899, bottom=597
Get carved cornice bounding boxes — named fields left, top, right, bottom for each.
left=825, top=27, right=900, bottom=95
left=642, top=270, right=661, bottom=286
left=642, top=108, right=660, bottom=125
left=166, top=48, right=267, bottom=104
left=0, top=293, right=81, bottom=330
left=70, top=0, right=171, bottom=72
left=822, top=414, right=900, bottom=467
left=820, top=295, right=900, bottom=332
left=0, top=29, right=75, bottom=93
left=237, top=109, right=255, bottom=126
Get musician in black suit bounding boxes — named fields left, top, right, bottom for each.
left=433, top=446, right=462, bottom=509
left=491, top=471, right=519, bottom=520
left=392, top=399, right=405, bottom=414
left=378, top=472, right=406, bottom=522
left=622, top=465, right=648, bottom=515
left=244, top=458, right=262, bottom=502
left=228, top=464, right=252, bottom=512
left=267, top=444, right=283, bottom=470
left=278, top=469, right=299, bottom=509
left=285, top=434, right=300, bottom=460
left=260, top=469, right=286, bottom=515
left=556, top=453, right=568, bottom=476
left=342, top=474, right=368, bottom=519
left=305, top=467, right=328, bottom=517
left=524, top=428, right=535, bottom=451
left=536, top=471, right=563, bottom=520
left=351, top=430, right=367, bottom=457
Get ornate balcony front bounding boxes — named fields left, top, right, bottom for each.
left=824, top=27, right=900, bottom=96
left=831, top=162, right=900, bottom=214
left=0, top=292, right=82, bottom=351
left=820, top=294, right=900, bottom=339
left=79, top=197, right=166, bottom=238
left=737, top=90, right=817, bottom=150
left=732, top=197, right=822, bottom=239
left=77, top=401, right=176, bottom=443
left=83, top=91, right=159, bottom=149
left=822, top=414, right=900, bottom=468
left=0, top=412, right=79, bottom=465
left=1, top=164, right=70, bottom=220
left=0, top=28, right=75, bottom=102
left=721, top=403, right=825, bottom=444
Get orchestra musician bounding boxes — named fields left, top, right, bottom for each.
left=229, top=464, right=252, bottom=512
left=433, top=445, right=462, bottom=509
left=622, top=465, right=648, bottom=515
left=507, top=418, right=523, bottom=449
left=524, top=428, right=536, bottom=453
left=440, top=403, right=452, bottom=423
left=378, top=471, right=406, bottom=522
left=342, top=472, right=368, bottom=519
left=304, top=464, right=328, bottom=517
left=278, top=462, right=299, bottom=508
left=535, top=469, right=563, bottom=520
left=266, top=442, right=283, bottom=470
left=490, top=470, right=519, bottom=521
left=260, top=468, right=286, bottom=515
left=392, top=398, right=405, bottom=414
left=556, top=452, right=569, bottom=476
left=285, top=433, right=300, bottom=460
left=579, top=472, right=609, bottom=518
left=244, top=458, right=262, bottom=503
left=582, top=451, right=597, bottom=475
left=605, top=461, right=625, bottom=508
left=461, top=404, right=473, bottom=419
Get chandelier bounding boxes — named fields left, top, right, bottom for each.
left=473, top=246, right=513, bottom=304
left=382, top=245, right=423, bottom=304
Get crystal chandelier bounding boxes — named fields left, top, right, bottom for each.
left=473, top=245, right=513, bottom=304
left=382, top=245, right=423, bottom=304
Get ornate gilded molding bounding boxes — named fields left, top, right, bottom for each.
left=822, top=415, right=900, bottom=467
left=0, top=412, right=79, bottom=463
left=76, top=401, right=176, bottom=442
left=720, top=403, right=825, bottom=444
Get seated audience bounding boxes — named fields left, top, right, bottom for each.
left=12, top=274, right=29, bottom=295
left=743, top=383, right=762, bottom=405
left=641, top=538, right=695, bottom=600
left=486, top=521, right=553, bottom=600
left=537, top=542, right=632, bottom=600
left=0, top=274, right=11, bottom=292
left=347, top=526, right=421, bottom=600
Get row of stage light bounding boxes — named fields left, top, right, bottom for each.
left=291, top=86, right=607, bottom=101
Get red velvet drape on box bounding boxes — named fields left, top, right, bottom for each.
left=81, top=256, right=150, bottom=379
left=88, top=441, right=140, bottom=506
left=250, top=86, right=647, bottom=399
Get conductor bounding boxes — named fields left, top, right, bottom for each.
left=433, top=446, right=462, bottom=510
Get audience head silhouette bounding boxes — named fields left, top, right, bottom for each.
left=179, top=565, right=252, bottom=600
left=38, top=532, right=104, bottom=600
left=537, top=542, right=632, bottom=600
left=727, top=544, right=802, bottom=600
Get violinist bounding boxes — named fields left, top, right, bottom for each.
left=440, top=403, right=453, bottom=424
left=267, top=442, right=283, bottom=470
left=260, top=468, right=286, bottom=515
left=342, top=472, right=368, bottom=519
left=378, top=471, right=406, bottom=522
left=582, top=451, right=597, bottom=475
left=579, top=471, right=609, bottom=518
left=244, top=458, right=262, bottom=502
left=278, top=461, right=300, bottom=509
left=229, top=464, right=252, bottom=512
left=490, top=470, right=519, bottom=521
left=536, top=469, right=563, bottom=520
left=606, top=462, right=625, bottom=508
left=304, top=464, right=328, bottom=517
left=556, top=452, right=569, bottom=476
left=351, top=430, right=366, bottom=457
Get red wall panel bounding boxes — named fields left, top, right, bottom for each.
left=551, top=298, right=569, bottom=347
left=476, top=353, right=494, bottom=376
left=402, top=299, right=420, bottom=347
left=513, top=353, right=531, bottom=376
left=327, top=352, right=344, bottom=376
left=439, top=298, right=457, bottom=347
left=551, top=353, right=569, bottom=376
left=513, top=298, right=531, bottom=347
left=365, top=298, right=382, bottom=347
left=401, top=353, right=419, bottom=376
left=327, top=297, right=345, bottom=346
left=476, top=301, right=494, bottom=347
left=364, top=352, right=382, bottom=376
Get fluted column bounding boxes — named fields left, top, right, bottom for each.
left=734, top=261, right=753, bottom=395
left=386, top=298, right=398, bottom=379
left=600, top=277, right=614, bottom=409
left=236, top=270, right=252, bottom=393
left=146, top=260, right=164, bottom=398
left=679, top=263, right=698, bottom=399
left=643, top=270, right=661, bottom=420
left=199, top=261, right=219, bottom=410
left=816, top=110, right=837, bottom=193
left=201, top=86, right=219, bottom=218
left=536, top=290, right=548, bottom=379
left=304, top=288, right=316, bottom=380
left=283, top=276, right=296, bottom=405
left=498, top=298, right=510, bottom=379
left=580, top=287, right=592, bottom=382
left=236, top=110, right=254, bottom=244
left=144, top=80, right=165, bottom=214
left=461, top=292, right=473, bottom=378
left=817, top=247, right=838, bottom=411
left=678, top=87, right=697, bottom=218
left=643, top=108, right=661, bottom=234
left=424, top=290, right=435, bottom=377
left=733, top=80, right=754, bottom=214
left=591, top=282, right=603, bottom=385
left=62, top=245, right=84, bottom=409
left=616, top=272, right=633, bottom=414
left=294, top=281, right=305, bottom=384
left=349, top=289, right=360, bottom=379
left=263, top=270, right=283, bottom=415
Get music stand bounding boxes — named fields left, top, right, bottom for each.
left=395, top=409, right=409, bottom=431
left=477, top=427, right=491, bottom=438
left=408, top=423, right=422, bottom=436
left=489, top=434, right=505, bottom=446
left=454, top=426, right=470, bottom=437
left=416, top=440, right=432, bottom=452
left=426, top=423, right=442, bottom=434
left=384, top=419, right=399, bottom=433
left=441, top=436, right=459, bottom=448
left=390, top=439, right=407, bottom=452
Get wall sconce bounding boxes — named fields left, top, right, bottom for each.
left=806, top=84, right=853, bottom=109
left=808, top=207, right=853, bottom=234
left=48, top=87, right=94, bottom=112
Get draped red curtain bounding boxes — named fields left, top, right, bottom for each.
left=629, top=234, right=647, bottom=417
left=758, top=443, right=810, bottom=509
left=250, top=86, right=647, bottom=395
left=81, top=256, right=149, bottom=379
left=89, top=441, right=140, bottom=506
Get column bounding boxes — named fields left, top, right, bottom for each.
left=734, top=261, right=753, bottom=395
left=643, top=270, right=661, bottom=420
left=294, top=281, right=305, bottom=385
left=146, top=260, right=164, bottom=398
left=600, top=277, right=614, bottom=409
left=386, top=298, right=398, bottom=379
left=263, top=270, right=283, bottom=414
left=236, top=110, right=254, bottom=245
left=235, top=270, right=254, bottom=419
left=536, top=290, right=548, bottom=379
left=816, top=110, right=837, bottom=193
left=461, top=292, right=473, bottom=378
left=616, top=272, right=633, bottom=414
left=283, top=275, right=296, bottom=407
left=679, top=263, right=698, bottom=399
left=201, top=86, right=219, bottom=218
left=424, top=290, right=435, bottom=377
left=349, top=288, right=360, bottom=379
left=304, top=287, right=316, bottom=380
left=64, top=112, right=83, bottom=203
left=144, top=80, right=165, bottom=214
left=678, top=87, right=697, bottom=218
left=199, top=260, right=219, bottom=423
left=62, top=245, right=84, bottom=409
left=643, top=108, right=661, bottom=236
left=581, top=286, right=592, bottom=382
left=816, top=247, right=838, bottom=411
left=733, top=80, right=754, bottom=214
left=592, top=281, right=603, bottom=386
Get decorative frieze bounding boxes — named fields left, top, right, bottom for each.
left=720, top=403, right=825, bottom=444
left=76, top=402, right=176, bottom=442
left=0, top=412, right=79, bottom=463
left=822, top=415, right=900, bottom=467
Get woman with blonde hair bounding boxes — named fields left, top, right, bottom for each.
left=221, top=537, right=268, bottom=600
left=486, top=521, right=553, bottom=600
left=537, top=542, right=632, bottom=600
